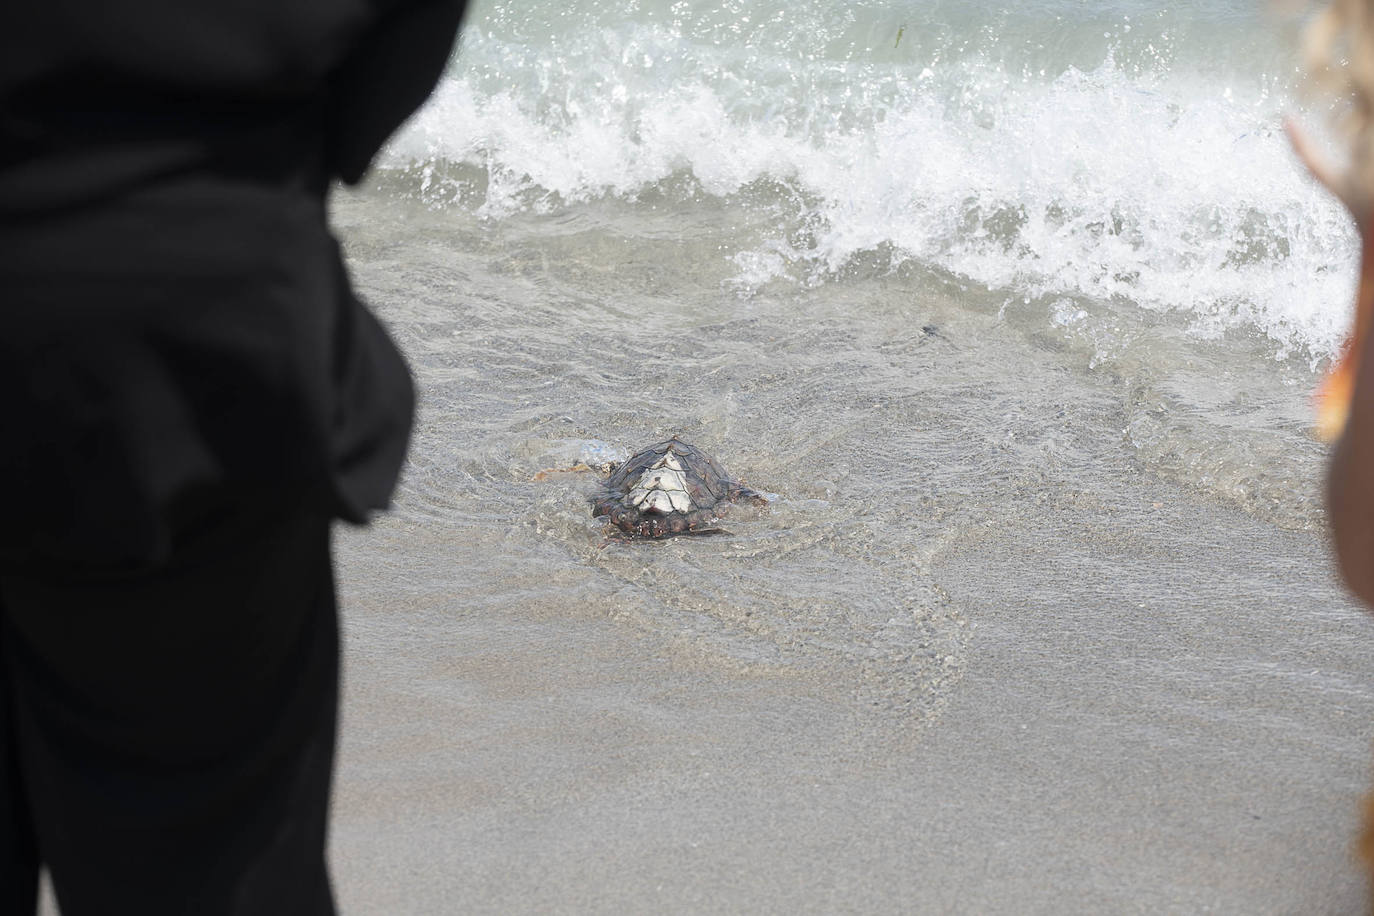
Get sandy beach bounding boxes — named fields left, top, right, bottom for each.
left=327, top=471, right=1374, bottom=914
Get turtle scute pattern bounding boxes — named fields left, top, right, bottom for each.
left=591, top=437, right=764, bottom=538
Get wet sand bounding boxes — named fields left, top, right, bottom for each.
left=329, top=480, right=1374, bottom=913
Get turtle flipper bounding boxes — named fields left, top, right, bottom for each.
left=731, top=485, right=769, bottom=507
left=533, top=461, right=595, bottom=481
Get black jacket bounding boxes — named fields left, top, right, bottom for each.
left=0, top=0, right=467, bottom=572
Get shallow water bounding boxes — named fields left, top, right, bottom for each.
left=332, top=158, right=1331, bottom=729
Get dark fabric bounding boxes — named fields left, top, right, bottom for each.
left=0, top=177, right=414, bottom=573
left=0, top=0, right=469, bottom=214
left=0, top=0, right=466, bottom=906
left=0, top=648, right=39, bottom=915
left=0, top=0, right=467, bottom=572
left=0, top=507, right=338, bottom=915
left=326, top=0, right=471, bottom=183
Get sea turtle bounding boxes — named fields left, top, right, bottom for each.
left=591, top=437, right=766, bottom=538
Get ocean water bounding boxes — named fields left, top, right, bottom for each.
left=332, top=0, right=1358, bottom=721
left=387, top=0, right=1349, bottom=361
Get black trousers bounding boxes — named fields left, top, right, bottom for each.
left=0, top=506, right=338, bottom=915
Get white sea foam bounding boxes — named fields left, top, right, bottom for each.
left=381, top=4, right=1358, bottom=362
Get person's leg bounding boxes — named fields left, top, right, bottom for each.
left=0, top=506, right=338, bottom=916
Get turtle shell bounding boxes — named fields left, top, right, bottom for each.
left=591, top=437, right=762, bottom=538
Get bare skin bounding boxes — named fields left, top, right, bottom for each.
left=1288, top=119, right=1374, bottom=605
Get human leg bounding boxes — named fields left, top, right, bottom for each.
left=0, top=506, right=338, bottom=916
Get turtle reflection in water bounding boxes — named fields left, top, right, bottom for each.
left=592, top=438, right=766, bottom=538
